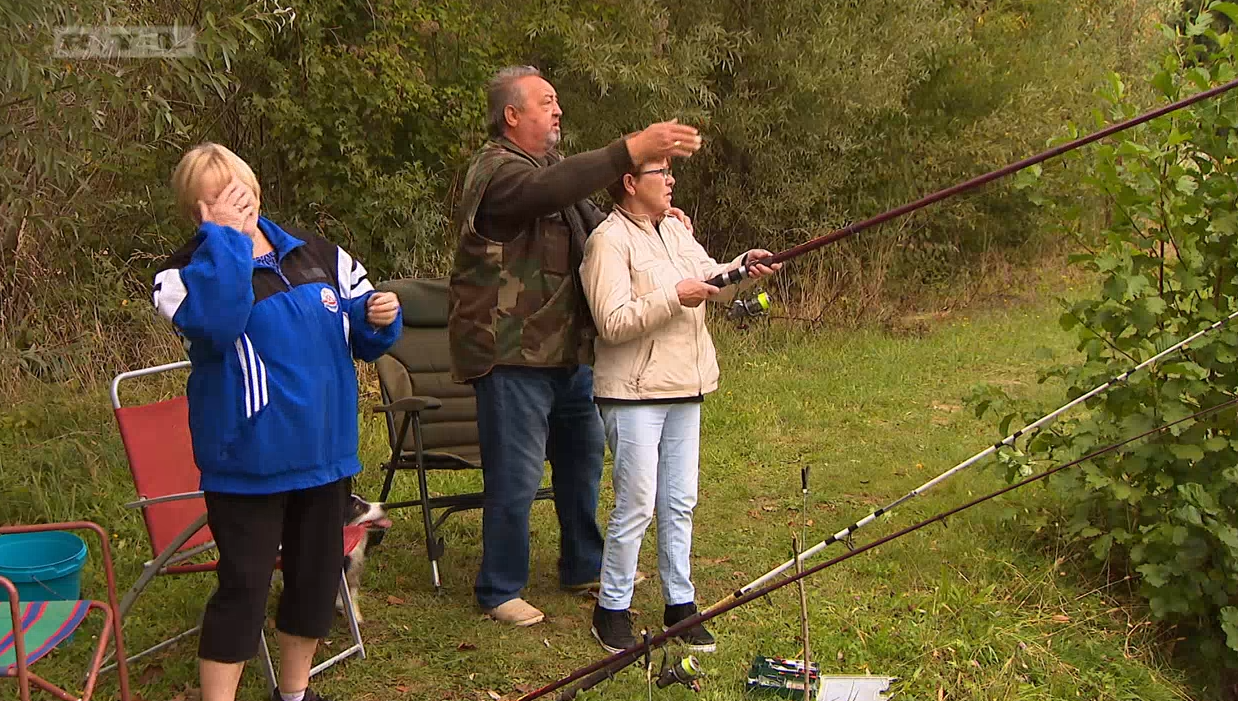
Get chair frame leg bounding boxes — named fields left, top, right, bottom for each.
left=258, top=631, right=278, bottom=693
left=4, top=578, right=32, bottom=701
left=308, top=570, right=366, bottom=678
left=253, top=570, right=366, bottom=694
left=411, top=413, right=445, bottom=591
left=101, top=512, right=211, bottom=676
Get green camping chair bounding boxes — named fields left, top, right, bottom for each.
left=371, top=277, right=553, bottom=590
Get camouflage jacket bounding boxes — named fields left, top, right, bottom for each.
left=448, top=136, right=633, bottom=382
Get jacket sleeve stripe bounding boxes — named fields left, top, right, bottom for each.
left=257, top=353, right=268, bottom=409
left=336, top=247, right=375, bottom=298
left=336, top=248, right=354, bottom=300
left=153, top=269, right=188, bottom=322
left=234, top=337, right=254, bottom=418
left=352, top=278, right=375, bottom=296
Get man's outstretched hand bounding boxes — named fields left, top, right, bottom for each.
left=626, top=119, right=702, bottom=164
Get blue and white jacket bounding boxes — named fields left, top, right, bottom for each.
left=151, top=217, right=401, bottom=495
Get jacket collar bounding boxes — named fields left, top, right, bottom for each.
left=256, top=217, right=306, bottom=261
left=615, top=204, right=669, bottom=235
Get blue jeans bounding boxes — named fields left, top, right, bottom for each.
left=598, top=402, right=701, bottom=610
left=473, top=365, right=606, bottom=609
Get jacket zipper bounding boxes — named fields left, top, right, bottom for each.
left=654, top=220, right=703, bottom=396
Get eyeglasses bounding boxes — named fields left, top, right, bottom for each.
left=638, top=166, right=673, bottom=181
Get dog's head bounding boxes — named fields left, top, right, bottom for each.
left=347, top=494, right=393, bottom=532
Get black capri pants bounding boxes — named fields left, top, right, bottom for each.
left=198, top=476, right=350, bottom=663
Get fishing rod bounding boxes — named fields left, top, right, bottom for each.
left=517, top=396, right=1238, bottom=701
left=709, top=308, right=1238, bottom=613
left=707, top=77, right=1238, bottom=291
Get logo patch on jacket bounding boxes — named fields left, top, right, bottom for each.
left=321, top=287, right=339, bottom=313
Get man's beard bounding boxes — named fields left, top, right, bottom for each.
left=544, top=127, right=561, bottom=152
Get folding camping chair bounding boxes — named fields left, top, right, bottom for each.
left=105, top=361, right=366, bottom=689
left=1, top=521, right=131, bottom=701
left=370, top=277, right=554, bottom=590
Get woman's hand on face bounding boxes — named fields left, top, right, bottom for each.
left=744, top=248, right=782, bottom=279
left=197, top=178, right=258, bottom=236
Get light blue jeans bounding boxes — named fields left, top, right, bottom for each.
left=598, top=402, right=701, bottom=610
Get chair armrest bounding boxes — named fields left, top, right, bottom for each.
left=124, top=491, right=205, bottom=510
left=372, top=396, right=443, bottom=414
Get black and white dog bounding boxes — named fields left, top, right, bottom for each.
left=338, top=494, right=393, bottom=624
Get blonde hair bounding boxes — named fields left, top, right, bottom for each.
left=170, top=142, right=261, bottom=222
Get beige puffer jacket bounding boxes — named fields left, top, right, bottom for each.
left=580, top=207, right=748, bottom=401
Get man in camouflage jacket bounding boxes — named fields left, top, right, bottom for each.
left=449, top=65, right=703, bottom=625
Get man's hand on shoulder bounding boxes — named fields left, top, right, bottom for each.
left=666, top=207, right=693, bottom=233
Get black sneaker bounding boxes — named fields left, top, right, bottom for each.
left=591, top=604, right=638, bottom=653
left=270, top=689, right=336, bottom=701
left=663, top=602, right=716, bottom=653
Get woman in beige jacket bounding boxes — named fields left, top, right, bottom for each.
left=579, top=157, right=780, bottom=653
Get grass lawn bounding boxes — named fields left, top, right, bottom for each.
left=1, top=289, right=1215, bottom=700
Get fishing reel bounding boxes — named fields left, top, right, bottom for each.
left=656, top=652, right=703, bottom=692
left=727, top=291, right=771, bottom=322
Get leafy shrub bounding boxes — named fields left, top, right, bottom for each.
left=970, top=0, right=1238, bottom=664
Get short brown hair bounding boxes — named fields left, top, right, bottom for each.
left=606, top=164, right=641, bottom=205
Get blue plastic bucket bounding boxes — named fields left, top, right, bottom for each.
left=0, top=531, right=89, bottom=646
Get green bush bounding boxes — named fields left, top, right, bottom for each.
left=970, top=0, right=1238, bottom=666
left=2, top=0, right=1172, bottom=388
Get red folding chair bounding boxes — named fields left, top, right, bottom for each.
left=104, top=361, right=366, bottom=689
left=1, top=521, right=131, bottom=701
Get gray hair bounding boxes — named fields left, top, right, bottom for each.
left=487, top=65, right=543, bottom=138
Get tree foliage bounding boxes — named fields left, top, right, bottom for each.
left=1, top=0, right=1171, bottom=383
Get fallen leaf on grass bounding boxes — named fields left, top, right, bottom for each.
left=747, top=509, right=763, bottom=520
left=761, top=505, right=778, bottom=512
left=938, top=686, right=945, bottom=701
left=137, top=664, right=163, bottom=685
left=515, top=684, right=537, bottom=694
left=396, top=685, right=409, bottom=694
left=1052, top=614, right=1071, bottom=623
left=458, top=641, right=478, bottom=651
left=487, top=691, right=502, bottom=700
left=387, top=595, right=406, bottom=605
